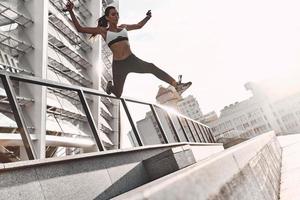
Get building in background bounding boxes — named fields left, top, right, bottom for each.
left=207, top=81, right=300, bottom=142
left=156, top=85, right=203, bottom=121
left=200, top=111, right=218, bottom=124
left=0, top=0, right=119, bottom=162
left=177, top=95, right=203, bottom=122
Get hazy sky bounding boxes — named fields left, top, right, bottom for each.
left=118, top=0, right=300, bottom=114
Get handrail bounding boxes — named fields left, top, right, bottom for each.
left=0, top=71, right=215, bottom=160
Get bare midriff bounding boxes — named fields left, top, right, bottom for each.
left=109, top=40, right=132, bottom=61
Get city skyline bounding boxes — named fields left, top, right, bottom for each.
left=119, top=0, right=300, bottom=115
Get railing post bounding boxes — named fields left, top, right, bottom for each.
left=194, top=123, right=206, bottom=142
left=197, top=124, right=210, bottom=143
left=192, top=122, right=202, bottom=142
left=1, top=74, right=37, bottom=160
left=177, top=117, right=189, bottom=142
left=120, top=99, right=143, bottom=146
left=118, top=103, right=121, bottom=149
left=207, top=128, right=216, bottom=143
left=77, top=89, right=105, bottom=151
left=150, top=105, right=169, bottom=144
left=166, top=112, right=180, bottom=142
left=185, top=119, right=197, bottom=142
left=205, top=126, right=215, bottom=143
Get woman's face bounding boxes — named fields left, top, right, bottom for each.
left=106, top=8, right=119, bottom=24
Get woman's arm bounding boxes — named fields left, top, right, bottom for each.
left=65, top=1, right=105, bottom=36
left=121, top=10, right=152, bottom=31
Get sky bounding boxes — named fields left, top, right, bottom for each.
left=118, top=0, right=300, bottom=114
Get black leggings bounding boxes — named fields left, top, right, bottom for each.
left=111, top=54, right=176, bottom=98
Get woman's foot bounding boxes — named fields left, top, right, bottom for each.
left=106, top=81, right=113, bottom=95
left=175, top=81, right=192, bottom=94
left=175, top=75, right=192, bottom=94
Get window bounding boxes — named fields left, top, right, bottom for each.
left=0, top=52, right=4, bottom=64
left=4, top=54, right=10, bottom=65
left=264, top=115, right=268, bottom=121
left=243, top=123, right=250, bottom=129
left=10, top=58, right=16, bottom=67
left=251, top=119, right=257, bottom=125
left=248, top=113, right=252, bottom=118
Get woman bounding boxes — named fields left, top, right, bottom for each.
left=64, top=1, right=191, bottom=98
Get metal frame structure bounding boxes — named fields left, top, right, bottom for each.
left=0, top=71, right=215, bottom=160
left=0, top=2, right=33, bottom=27
left=0, top=74, right=37, bottom=159
left=48, top=34, right=92, bottom=69
left=48, top=12, right=91, bottom=51
left=48, top=57, right=92, bottom=87
left=0, top=32, right=33, bottom=57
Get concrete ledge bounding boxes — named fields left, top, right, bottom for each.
left=190, top=144, right=224, bottom=162
left=113, top=131, right=281, bottom=200
left=2, top=142, right=222, bottom=171
left=0, top=142, right=223, bottom=200
left=278, top=134, right=300, bottom=200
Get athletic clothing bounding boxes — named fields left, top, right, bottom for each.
left=110, top=54, right=175, bottom=98
left=106, top=28, right=129, bottom=47
left=105, top=28, right=191, bottom=97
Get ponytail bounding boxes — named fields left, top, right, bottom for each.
left=90, top=16, right=107, bottom=38
left=98, top=16, right=108, bottom=27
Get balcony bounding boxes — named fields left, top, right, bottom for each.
left=0, top=31, right=33, bottom=57
left=0, top=50, right=33, bottom=75
left=48, top=33, right=92, bottom=69
left=48, top=6, right=91, bottom=52
left=0, top=2, right=33, bottom=27
left=48, top=56, right=92, bottom=87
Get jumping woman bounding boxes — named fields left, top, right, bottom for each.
left=64, top=1, right=192, bottom=98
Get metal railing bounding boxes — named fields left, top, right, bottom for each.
left=0, top=71, right=215, bottom=160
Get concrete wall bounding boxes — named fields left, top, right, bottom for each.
left=0, top=142, right=223, bottom=200
left=114, top=131, right=282, bottom=200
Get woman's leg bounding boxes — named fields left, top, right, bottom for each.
left=129, top=55, right=177, bottom=87
left=110, top=62, right=128, bottom=98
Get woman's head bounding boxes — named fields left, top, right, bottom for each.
left=90, top=6, right=117, bottom=38
left=98, top=6, right=118, bottom=27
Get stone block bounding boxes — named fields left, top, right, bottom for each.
left=35, top=158, right=112, bottom=200
left=0, top=168, right=44, bottom=200
left=232, top=132, right=276, bottom=169
left=103, top=162, right=149, bottom=199
left=143, top=146, right=196, bottom=181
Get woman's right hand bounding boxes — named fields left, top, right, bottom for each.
left=146, top=10, right=152, bottom=18
left=63, top=0, right=74, bottom=12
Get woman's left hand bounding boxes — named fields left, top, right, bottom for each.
left=63, top=0, right=74, bottom=12
left=146, top=10, right=152, bottom=18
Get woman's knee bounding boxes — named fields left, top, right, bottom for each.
left=113, top=87, right=123, bottom=98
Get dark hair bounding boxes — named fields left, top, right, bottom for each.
left=90, top=6, right=115, bottom=38
left=98, top=6, right=115, bottom=27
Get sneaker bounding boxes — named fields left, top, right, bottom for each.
left=175, top=75, right=192, bottom=94
left=106, top=81, right=113, bottom=95
left=175, top=81, right=192, bottom=94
